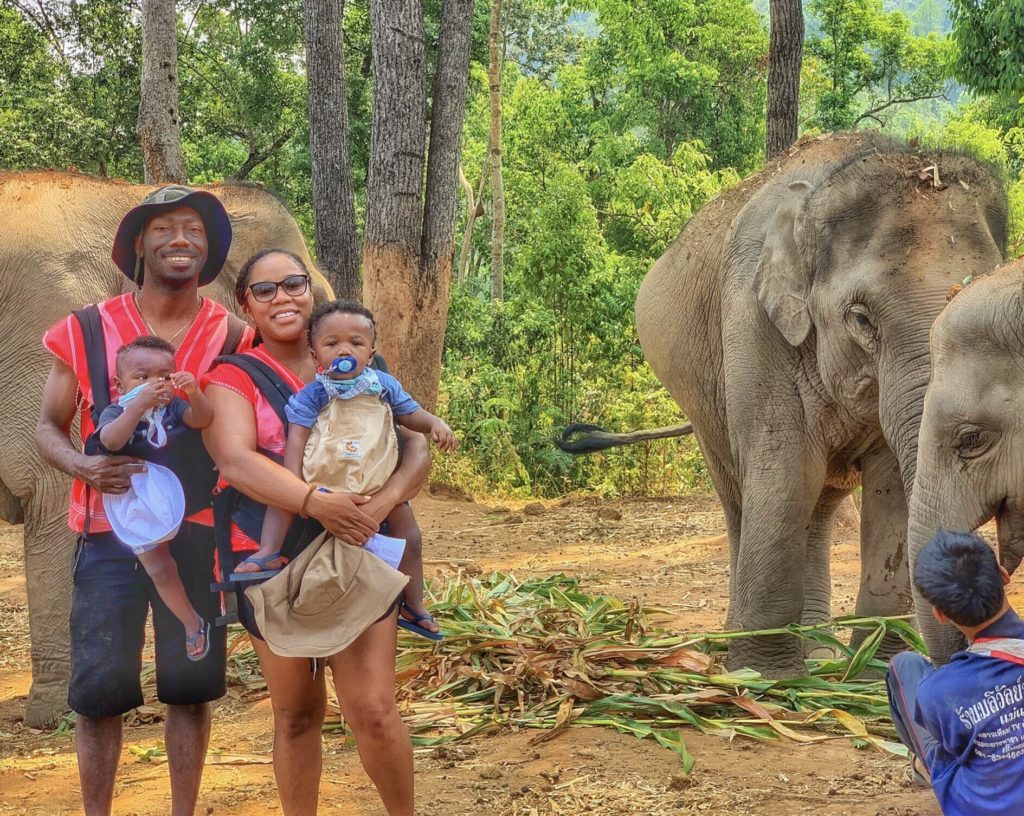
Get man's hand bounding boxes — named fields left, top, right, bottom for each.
left=170, top=371, right=198, bottom=397
left=76, top=454, right=147, bottom=494
left=307, top=490, right=379, bottom=545
left=430, top=419, right=458, bottom=453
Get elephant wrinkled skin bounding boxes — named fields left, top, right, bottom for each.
left=0, top=171, right=330, bottom=727
left=635, top=134, right=1007, bottom=676
left=908, top=258, right=1024, bottom=664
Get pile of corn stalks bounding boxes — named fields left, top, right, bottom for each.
left=224, top=571, right=923, bottom=771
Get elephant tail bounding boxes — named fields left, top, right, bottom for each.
left=556, top=422, right=694, bottom=453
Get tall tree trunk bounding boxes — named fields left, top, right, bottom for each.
left=364, top=0, right=428, bottom=399
left=138, top=0, right=186, bottom=183
left=766, top=0, right=804, bottom=160
left=456, top=165, right=474, bottom=283
left=487, top=0, right=505, bottom=301
left=457, top=159, right=488, bottom=283
left=364, top=0, right=474, bottom=410
left=414, top=0, right=474, bottom=407
left=305, top=0, right=360, bottom=299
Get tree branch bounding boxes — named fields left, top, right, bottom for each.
left=230, top=131, right=290, bottom=180
left=13, top=0, right=69, bottom=67
left=184, top=0, right=207, bottom=39
left=853, top=91, right=947, bottom=127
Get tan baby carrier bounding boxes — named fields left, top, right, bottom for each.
left=302, top=391, right=399, bottom=495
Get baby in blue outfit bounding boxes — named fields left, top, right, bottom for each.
left=241, top=300, right=457, bottom=639
left=93, top=335, right=214, bottom=661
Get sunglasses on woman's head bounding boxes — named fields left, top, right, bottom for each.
left=248, top=274, right=310, bottom=302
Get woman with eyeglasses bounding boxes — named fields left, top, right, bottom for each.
left=202, top=248, right=427, bottom=816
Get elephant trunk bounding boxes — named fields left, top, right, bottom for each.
left=997, top=503, right=1024, bottom=575
left=907, top=462, right=990, bottom=664
left=877, top=346, right=930, bottom=500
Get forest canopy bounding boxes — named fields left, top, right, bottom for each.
left=4, top=0, right=1022, bottom=497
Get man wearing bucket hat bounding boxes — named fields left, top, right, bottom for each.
left=36, top=185, right=253, bottom=816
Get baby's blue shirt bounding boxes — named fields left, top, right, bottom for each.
left=285, top=369, right=420, bottom=428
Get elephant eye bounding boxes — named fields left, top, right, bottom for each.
left=844, top=304, right=877, bottom=349
left=954, top=428, right=991, bottom=459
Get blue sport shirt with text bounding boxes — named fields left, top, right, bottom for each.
left=915, top=609, right=1024, bottom=816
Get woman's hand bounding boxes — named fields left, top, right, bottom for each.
left=307, top=490, right=379, bottom=545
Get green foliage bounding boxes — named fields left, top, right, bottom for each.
left=178, top=0, right=307, bottom=182
left=12, top=0, right=1022, bottom=501
left=0, top=1, right=142, bottom=175
left=907, top=0, right=949, bottom=36
left=1009, top=177, right=1024, bottom=259
left=949, top=0, right=1024, bottom=118
left=604, top=142, right=740, bottom=259
left=806, top=0, right=950, bottom=131
left=579, top=0, right=768, bottom=172
left=435, top=36, right=742, bottom=497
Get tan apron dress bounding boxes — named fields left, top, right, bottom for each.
left=245, top=390, right=407, bottom=658
left=302, top=391, right=399, bottom=496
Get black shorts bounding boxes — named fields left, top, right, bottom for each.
left=68, top=522, right=227, bottom=718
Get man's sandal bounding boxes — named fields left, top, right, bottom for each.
left=229, top=553, right=288, bottom=583
left=186, top=620, right=211, bottom=662
left=397, top=602, right=444, bottom=642
left=907, top=754, right=930, bottom=787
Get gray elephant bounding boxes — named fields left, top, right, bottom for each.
left=0, top=171, right=331, bottom=726
left=908, top=258, right=1024, bottom=664
left=568, top=134, right=1007, bottom=677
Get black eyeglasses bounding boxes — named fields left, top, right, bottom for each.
left=248, top=274, right=310, bottom=302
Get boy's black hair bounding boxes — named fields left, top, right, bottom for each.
left=913, top=529, right=1005, bottom=627
left=115, top=335, right=176, bottom=373
left=308, top=299, right=377, bottom=346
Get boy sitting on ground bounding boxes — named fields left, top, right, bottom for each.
left=887, top=529, right=1024, bottom=816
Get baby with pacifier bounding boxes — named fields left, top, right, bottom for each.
left=238, top=299, right=457, bottom=640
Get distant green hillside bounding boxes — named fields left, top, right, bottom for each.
left=751, top=0, right=949, bottom=36
left=886, top=0, right=950, bottom=34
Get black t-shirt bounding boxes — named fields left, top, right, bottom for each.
left=92, top=396, right=190, bottom=454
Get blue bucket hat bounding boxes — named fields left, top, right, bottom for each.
left=112, top=185, right=232, bottom=286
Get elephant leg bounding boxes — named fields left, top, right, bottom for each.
left=0, top=478, right=24, bottom=524
left=691, top=432, right=742, bottom=629
left=802, top=486, right=850, bottom=625
left=801, top=486, right=852, bottom=657
left=22, top=474, right=75, bottom=728
left=726, top=450, right=826, bottom=678
left=853, top=443, right=912, bottom=658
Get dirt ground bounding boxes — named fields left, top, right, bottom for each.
left=0, top=492, right=948, bottom=816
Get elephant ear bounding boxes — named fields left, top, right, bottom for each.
left=752, top=180, right=814, bottom=347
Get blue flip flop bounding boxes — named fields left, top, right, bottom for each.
left=398, top=603, right=444, bottom=642
left=229, top=553, right=287, bottom=582
left=186, top=620, right=211, bottom=662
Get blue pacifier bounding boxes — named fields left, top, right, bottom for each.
left=329, top=355, right=357, bottom=375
